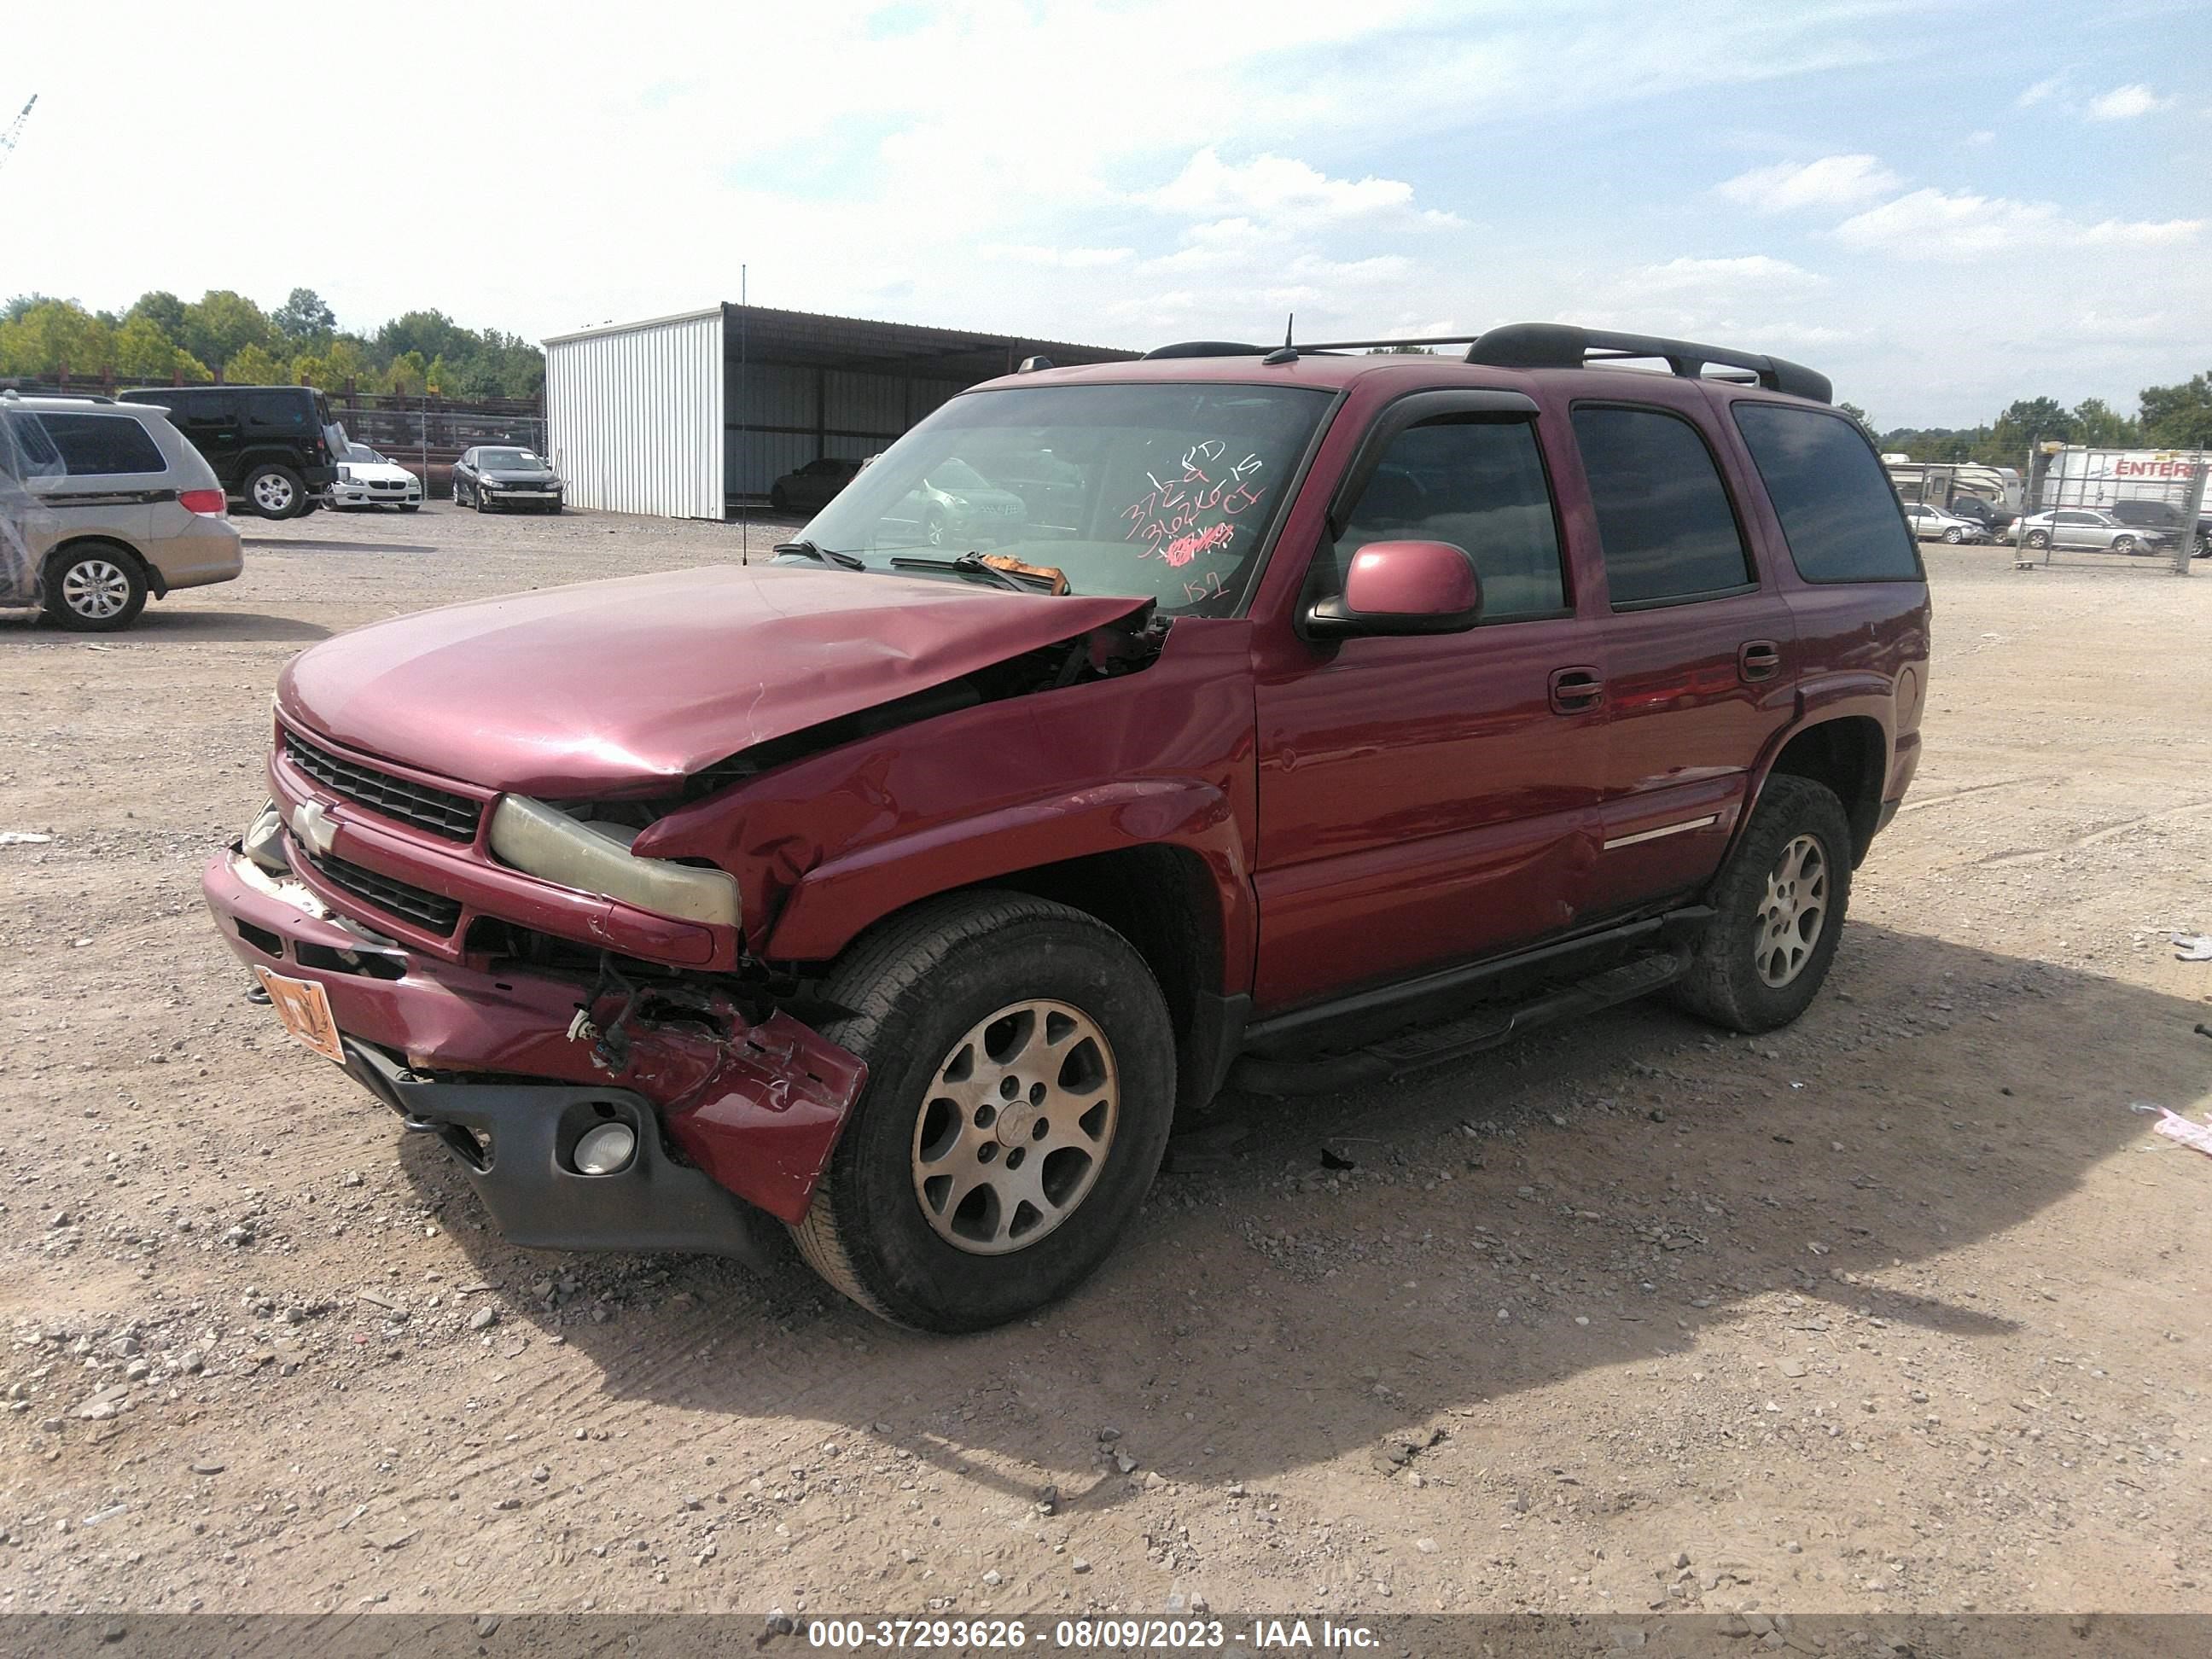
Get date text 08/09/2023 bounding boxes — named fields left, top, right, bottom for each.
left=803, top=1618, right=1380, bottom=1650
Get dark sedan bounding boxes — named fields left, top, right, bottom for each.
left=453, top=446, right=564, bottom=514
left=770, top=456, right=862, bottom=514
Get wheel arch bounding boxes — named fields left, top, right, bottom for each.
left=1759, top=714, right=1888, bottom=865
left=49, top=534, right=165, bottom=598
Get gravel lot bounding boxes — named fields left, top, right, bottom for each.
left=3, top=504, right=2210, bottom=1623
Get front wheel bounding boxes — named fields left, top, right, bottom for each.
left=1942, top=527, right=1963, bottom=543
left=1669, top=775, right=1854, bottom=1034
left=790, top=893, right=1176, bottom=1332
left=2111, top=534, right=2139, bottom=555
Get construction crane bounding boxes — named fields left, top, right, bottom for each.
left=0, top=95, right=38, bottom=173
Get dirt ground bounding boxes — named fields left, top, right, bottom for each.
left=3, top=504, right=2210, bottom=1625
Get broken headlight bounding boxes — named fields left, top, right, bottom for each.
left=487, top=795, right=741, bottom=928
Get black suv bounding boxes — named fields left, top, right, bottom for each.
left=117, top=385, right=338, bottom=520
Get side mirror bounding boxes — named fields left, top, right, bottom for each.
left=1303, top=540, right=1484, bottom=640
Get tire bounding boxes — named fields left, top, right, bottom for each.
left=770, top=486, right=790, bottom=512
left=2111, top=535, right=2138, bottom=556
left=790, top=892, right=1177, bottom=1332
left=1942, top=527, right=1963, bottom=543
left=244, top=464, right=306, bottom=520
left=476, top=490, right=492, bottom=514
left=44, top=544, right=148, bottom=632
left=2025, top=530, right=2049, bottom=550
left=399, top=504, right=419, bottom=514
left=1669, top=774, right=1854, bottom=1035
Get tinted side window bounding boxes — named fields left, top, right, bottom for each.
left=1571, top=405, right=1753, bottom=606
left=39, top=414, right=167, bottom=476
left=1732, top=404, right=1920, bottom=582
left=8, top=411, right=64, bottom=474
left=242, top=391, right=311, bottom=431
left=1326, top=417, right=1566, bottom=620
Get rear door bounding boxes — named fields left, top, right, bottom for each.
left=1565, top=394, right=1799, bottom=918
left=1252, top=392, right=1607, bottom=1010
left=180, top=389, right=244, bottom=486
left=27, top=410, right=171, bottom=547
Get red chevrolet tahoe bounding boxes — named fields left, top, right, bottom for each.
left=204, top=323, right=1929, bottom=1332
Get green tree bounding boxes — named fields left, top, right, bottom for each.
left=1989, top=397, right=2078, bottom=461
left=374, top=309, right=476, bottom=369
left=126, top=289, right=188, bottom=340
left=2070, top=397, right=2139, bottom=447
left=3, top=292, right=75, bottom=324
left=113, top=314, right=188, bottom=380
left=381, top=349, right=429, bottom=395
left=180, top=290, right=277, bottom=370
left=273, top=287, right=337, bottom=347
left=2139, top=371, right=2212, bottom=448
left=0, top=300, right=114, bottom=375
left=224, top=342, right=292, bottom=386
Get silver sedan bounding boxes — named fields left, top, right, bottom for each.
left=2017, top=509, right=2173, bottom=555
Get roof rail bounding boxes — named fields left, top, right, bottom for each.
left=1140, top=340, right=1267, bottom=360
left=1465, top=323, right=1831, bottom=404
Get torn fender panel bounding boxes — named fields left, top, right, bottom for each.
left=277, top=563, right=1149, bottom=797
left=608, top=1003, right=869, bottom=1225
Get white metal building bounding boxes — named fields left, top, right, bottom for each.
left=544, top=304, right=1136, bottom=521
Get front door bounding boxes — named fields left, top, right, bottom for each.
left=1253, top=403, right=1606, bottom=1013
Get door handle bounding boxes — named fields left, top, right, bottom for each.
left=1738, top=641, right=1783, bottom=684
left=1549, top=666, right=1604, bottom=714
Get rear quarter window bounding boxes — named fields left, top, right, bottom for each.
left=242, top=391, right=312, bottom=431
left=1733, top=403, right=1921, bottom=583
left=37, top=413, right=168, bottom=476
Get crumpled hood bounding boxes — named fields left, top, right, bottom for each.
left=277, top=563, right=1147, bottom=796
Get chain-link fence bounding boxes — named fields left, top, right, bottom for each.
left=2014, top=444, right=2209, bottom=573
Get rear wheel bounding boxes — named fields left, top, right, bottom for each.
left=44, top=544, right=148, bottom=632
left=1670, top=774, right=1853, bottom=1034
left=244, top=464, right=306, bottom=519
left=2024, top=530, right=2050, bottom=550
left=790, top=893, right=1176, bottom=1332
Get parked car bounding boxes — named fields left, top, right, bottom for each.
left=1939, top=493, right=2011, bottom=533
left=202, top=322, right=1928, bottom=1332
left=2017, top=508, right=2173, bottom=555
left=1901, top=503, right=1987, bottom=544
left=452, top=446, right=564, bottom=513
left=117, top=383, right=337, bottom=520
left=329, top=442, right=423, bottom=512
left=879, top=456, right=1027, bottom=547
left=0, top=393, right=242, bottom=630
left=769, top=457, right=862, bottom=514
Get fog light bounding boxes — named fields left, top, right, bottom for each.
left=573, top=1121, right=637, bottom=1176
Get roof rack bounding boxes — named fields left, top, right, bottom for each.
left=1464, top=323, right=1831, bottom=404
left=1138, top=323, right=1831, bottom=404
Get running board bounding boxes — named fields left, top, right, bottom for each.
left=1227, top=952, right=1688, bottom=1097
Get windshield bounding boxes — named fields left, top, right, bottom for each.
left=480, top=448, right=545, bottom=470
left=343, top=443, right=387, bottom=463
left=795, top=382, right=1333, bottom=614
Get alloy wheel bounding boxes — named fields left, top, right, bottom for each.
left=1754, top=833, right=1829, bottom=988
left=62, top=559, right=132, bottom=620
left=910, top=999, right=1119, bottom=1255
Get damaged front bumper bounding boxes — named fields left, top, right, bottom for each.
left=201, top=843, right=867, bottom=1258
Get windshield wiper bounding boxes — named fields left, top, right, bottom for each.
left=889, top=550, right=1058, bottom=591
left=773, top=538, right=865, bottom=570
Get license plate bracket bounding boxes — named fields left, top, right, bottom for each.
left=255, top=966, right=345, bottom=1063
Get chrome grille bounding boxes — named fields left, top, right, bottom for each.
left=284, top=731, right=480, bottom=841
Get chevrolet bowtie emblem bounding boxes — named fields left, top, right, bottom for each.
left=289, top=799, right=338, bottom=858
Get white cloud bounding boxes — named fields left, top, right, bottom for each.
left=2085, top=84, right=2169, bottom=120
left=1717, top=154, right=1901, bottom=212
left=1834, top=188, right=2203, bottom=259
left=1965, top=129, right=1994, bottom=146
left=981, top=245, right=1133, bottom=269
left=1631, top=255, right=1824, bottom=291
left=1146, top=148, right=1417, bottom=225
left=2016, top=73, right=2068, bottom=108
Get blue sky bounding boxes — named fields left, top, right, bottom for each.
left=9, top=0, right=2208, bottom=426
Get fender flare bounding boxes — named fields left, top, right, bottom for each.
left=1729, top=685, right=1895, bottom=866
left=762, top=776, right=1255, bottom=986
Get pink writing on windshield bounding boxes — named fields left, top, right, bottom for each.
left=1121, top=440, right=1267, bottom=562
